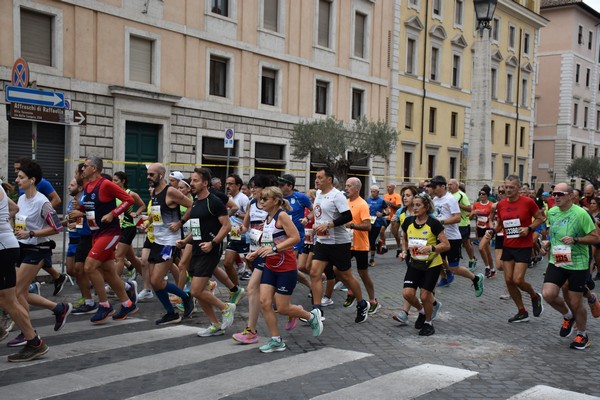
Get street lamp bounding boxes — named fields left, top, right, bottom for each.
left=466, top=0, right=497, bottom=202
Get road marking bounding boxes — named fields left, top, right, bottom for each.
left=507, top=385, right=600, bottom=400
left=312, top=363, right=478, bottom=400
left=128, top=347, right=372, bottom=399
left=3, top=339, right=258, bottom=400
left=0, top=325, right=198, bottom=371
left=31, top=316, right=145, bottom=338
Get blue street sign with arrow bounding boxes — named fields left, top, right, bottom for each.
left=5, top=85, right=65, bottom=108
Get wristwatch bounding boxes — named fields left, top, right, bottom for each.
left=210, top=240, right=218, bottom=247
left=272, top=245, right=278, bottom=253
left=29, top=231, right=35, bottom=238
left=350, top=223, right=355, bottom=229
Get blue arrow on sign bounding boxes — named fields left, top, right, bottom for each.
left=5, top=85, right=65, bottom=108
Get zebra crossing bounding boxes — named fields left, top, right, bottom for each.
left=0, top=310, right=597, bottom=400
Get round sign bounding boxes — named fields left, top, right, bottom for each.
left=12, top=58, right=29, bottom=88
left=225, top=128, right=234, bottom=139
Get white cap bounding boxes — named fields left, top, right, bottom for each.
left=169, top=171, right=184, bottom=180
left=370, top=185, right=380, bottom=191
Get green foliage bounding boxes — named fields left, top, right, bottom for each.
left=566, top=157, right=600, bottom=188
left=290, top=116, right=398, bottom=182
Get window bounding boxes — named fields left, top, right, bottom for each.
left=503, top=162, right=510, bottom=179
left=202, top=137, right=239, bottom=181
left=492, top=17, right=500, bottom=41
left=582, top=145, right=587, bottom=157
left=428, top=155, right=436, bottom=178
left=318, top=0, right=331, bottom=48
left=211, top=0, right=229, bottom=17
left=491, top=67, right=498, bottom=99
left=450, top=112, right=458, bottom=137
left=432, top=0, right=441, bottom=17
left=454, top=0, right=463, bottom=25
left=506, top=73, right=513, bottom=102
left=491, top=120, right=495, bottom=144
left=315, top=80, right=329, bottom=114
left=209, top=56, right=228, bottom=97
left=20, top=8, right=53, bottom=66
left=354, top=12, right=366, bottom=58
left=523, top=32, right=530, bottom=55
left=597, top=110, right=600, bottom=130
left=430, top=47, right=440, bottom=81
left=351, top=88, right=364, bottom=120
left=409, top=0, right=418, bottom=6
left=578, top=25, right=583, bottom=45
left=586, top=68, right=591, bottom=88
left=403, top=152, right=412, bottom=182
left=519, top=127, right=525, bottom=147
left=576, top=64, right=581, bottom=83
left=406, top=37, right=416, bottom=74
left=508, top=25, right=516, bottom=49
left=129, top=36, right=153, bottom=84
left=596, top=148, right=599, bottom=158
left=584, top=106, right=589, bottom=128
left=452, top=54, right=461, bottom=87
left=573, top=103, right=579, bottom=126
left=518, top=164, right=524, bottom=182
left=261, top=68, right=277, bottom=106
left=405, top=102, right=414, bottom=129
left=521, top=78, right=528, bottom=107
left=263, top=0, right=278, bottom=31
left=255, top=143, right=285, bottom=177
left=590, top=31, right=594, bottom=50
left=429, top=107, right=437, bottom=133
left=505, top=123, right=510, bottom=145
left=449, top=157, right=457, bottom=178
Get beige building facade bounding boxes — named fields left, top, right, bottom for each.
left=534, top=0, right=600, bottom=188
left=393, top=0, right=546, bottom=190
left=0, top=0, right=393, bottom=199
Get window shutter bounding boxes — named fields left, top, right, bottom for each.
left=21, top=9, right=52, bottom=66
left=318, top=1, right=330, bottom=47
left=263, top=0, right=278, bottom=31
left=130, top=36, right=153, bottom=84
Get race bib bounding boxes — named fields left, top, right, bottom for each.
left=249, top=228, right=262, bottom=252
left=408, top=238, right=429, bottom=260
left=14, top=214, right=26, bottom=232
left=261, top=231, right=274, bottom=247
left=86, top=211, right=99, bottom=230
left=553, top=245, right=573, bottom=267
left=75, top=215, right=84, bottom=229
left=230, top=224, right=242, bottom=241
left=190, top=218, right=201, bottom=241
left=150, top=205, right=163, bottom=226
left=477, top=216, right=488, bottom=229
left=304, top=228, right=314, bottom=245
left=370, top=216, right=377, bottom=224
left=315, top=219, right=330, bottom=237
left=504, top=218, right=521, bottom=239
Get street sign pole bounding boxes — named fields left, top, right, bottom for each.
left=226, top=148, right=231, bottom=179
left=224, top=128, right=235, bottom=180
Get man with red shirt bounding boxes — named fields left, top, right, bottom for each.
left=78, top=156, right=138, bottom=324
left=487, top=174, right=546, bottom=323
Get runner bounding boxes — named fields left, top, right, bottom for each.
left=541, top=183, right=599, bottom=349
left=252, top=186, right=323, bottom=352
left=366, top=185, right=387, bottom=266
left=223, top=174, right=250, bottom=288
left=485, top=174, right=545, bottom=322
left=0, top=180, right=49, bottom=362
left=382, top=184, right=402, bottom=256
left=470, top=186, right=495, bottom=278
left=448, top=179, right=476, bottom=270
left=310, top=167, right=369, bottom=323
left=178, top=168, right=236, bottom=337
left=399, top=192, right=450, bottom=336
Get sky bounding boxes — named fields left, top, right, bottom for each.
left=584, top=0, right=600, bottom=12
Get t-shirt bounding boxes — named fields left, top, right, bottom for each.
left=188, top=193, right=227, bottom=256
left=452, top=190, right=471, bottom=227
left=366, top=196, right=386, bottom=227
left=229, top=191, right=249, bottom=227
left=314, top=188, right=350, bottom=245
left=348, top=196, right=370, bottom=251
left=284, top=191, right=312, bottom=239
left=384, top=192, right=402, bottom=221
left=495, top=195, right=539, bottom=248
left=16, top=192, right=60, bottom=245
left=401, top=215, right=444, bottom=268
left=472, top=201, right=493, bottom=229
left=433, top=192, right=461, bottom=240
left=548, top=204, right=596, bottom=270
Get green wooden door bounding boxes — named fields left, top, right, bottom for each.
left=125, top=121, right=159, bottom=205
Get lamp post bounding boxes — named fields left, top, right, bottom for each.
left=466, top=0, right=497, bottom=202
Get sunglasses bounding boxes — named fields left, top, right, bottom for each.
left=498, top=191, right=505, bottom=194
left=147, top=173, right=156, bottom=177
left=552, top=191, right=568, bottom=197
left=479, top=192, right=487, bottom=196
left=259, top=196, right=271, bottom=201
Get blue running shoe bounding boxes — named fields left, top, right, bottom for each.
left=112, top=303, right=139, bottom=320
left=446, top=271, right=455, bottom=285
left=91, top=305, right=115, bottom=324
left=436, top=277, right=449, bottom=288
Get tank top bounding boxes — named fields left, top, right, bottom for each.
left=151, top=186, right=181, bottom=245
left=248, top=199, right=268, bottom=252
left=0, top=186, right=18, bottom=250
left=83, top=178, right=119, bottom=236
left=117, top=189, right=136, bottom=229
left=262, top=210, right=296, bottom=272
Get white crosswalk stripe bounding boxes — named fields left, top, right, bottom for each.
left=507, top=385, right=600, bottom=400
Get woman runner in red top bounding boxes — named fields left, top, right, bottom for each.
left=247, top=187, right=323, bottom=353
left=470, top=186, right=495, bottom=278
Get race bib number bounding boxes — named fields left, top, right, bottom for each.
left=261, top=231, right=274, bottom=247
left=190, top=218, right=201, bottom=241
left=230, top=224, right=242, bottom=241
left=304, top=228, right=314, bottom=245
left=370, top=216, right=377, bottom=224
left=476, top=216, right=489, bottom=229
left=14, top=214, right=26, bottom=232
left=86, top=211, right=99, bottom=230
left=249, top=228, right=262, bottom=252
left=76, top=216, right=84, bottom=229
left=150, top=205, right=163, bottom=226
left=504, top=218, right=521, bottom=239
left=408, top=238, right=428, bottom=260
left=553, top=245, right=573, bottom=267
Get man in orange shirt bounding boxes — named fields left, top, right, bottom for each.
left=382, top=183, right=402, bottom=256
left=344, top=177, right=381, bottom=314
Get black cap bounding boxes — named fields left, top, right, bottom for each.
left=278, top=174, right=296, bottom=187
left=429, top=175, right=447, bottom=186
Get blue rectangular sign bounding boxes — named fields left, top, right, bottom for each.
left=5, top=85, right=65, bottom=108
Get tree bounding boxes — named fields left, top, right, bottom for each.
left=290, top=116, right=398, bottom=183
left=566, top=157, right=600, bottom=188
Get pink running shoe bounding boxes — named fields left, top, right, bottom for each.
left=286, top=316, right=298, bottom=331
left=232, top=327, right=258, bottom=344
